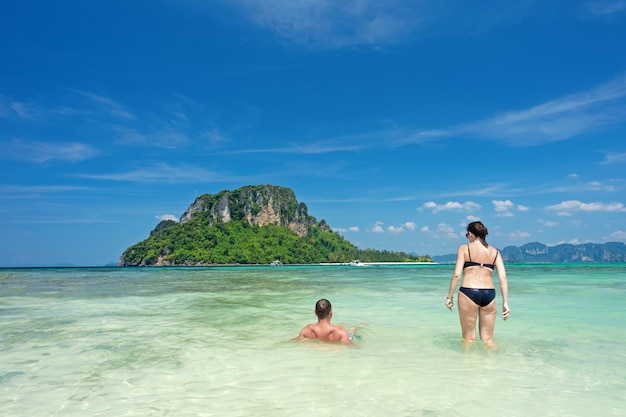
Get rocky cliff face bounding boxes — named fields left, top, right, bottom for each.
left=500, top=242, right=626, bottom=262
left=179, top=185, right=323, bottom=237
left=432, top=241, right=626, bottom=263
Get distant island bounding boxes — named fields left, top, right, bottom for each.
left=120, top=185, right=431, bottom=266
left=432, top=241, right=626, bottom=263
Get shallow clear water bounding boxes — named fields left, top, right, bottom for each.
left=1, top=264, right=625, bottom=416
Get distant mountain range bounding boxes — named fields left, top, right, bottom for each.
left=432, top=242, right=626, bottom=263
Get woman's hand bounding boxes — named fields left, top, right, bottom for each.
left=445, top=297, right=454, bottom=311
left=502, top=303, right=510, bottom=320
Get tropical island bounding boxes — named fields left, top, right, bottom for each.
left=120, top=185, right=432, bottom=266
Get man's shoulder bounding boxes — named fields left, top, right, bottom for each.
left=329, top=325, right=350, bottom=341
left=333, top=324, right=348, bottom=333
left=298, top=323, right=316, bottom=337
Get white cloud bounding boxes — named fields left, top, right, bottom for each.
left=493, top=200, right=514, bottom=212
left=437, top=222, right=458, bottom=238
left=420, top=200, right=481, bottom=213
left=0, top=184, right=91, bottom=194
left=11, top=102, right=37, bottom=119
left=114, top=126, right=189, bottom=149
left=334, top=226, right=359, bottom=233
left=209, top=74, right=626, bottom=156
left=539, top=219, right=558, bottom=227
left=545, top=200, right=626, bottom=216
left=74, top=90, right=135, bottom=120
left=387, top=225, right=404, bottom=234
left=156, top=214, right=178, bottom=222
left=229, top=136, right=366, bottom=155
left=0, top=95, right=42, bottom=119
left=509, top=231, right=531, bottom=240
left=585, top=181, right=615, bottom=192
left=81, top=163, right=248, bottom=184
left=601, top=151, right=626, bottom=164
left=226, top=1, right=558, bottom=49
left=493, top=200, right=514, bottom=217
left=0, top=139, right=100, bottom=163
left=608, top=230, right=626, bottom=239
left=370, top=221, right=385, bottom=233
left=397, top=74, right=626, bottom=148
left=204, top=128, right=229, bottom=146
left=1, top=91, right=133, bottom=122
left=588, top=1, right=626, bottom=15
left=230, top=0, right=418, bottom=48
left=492, top=199, right=529, bottom=216
left=404, top=221, right=416, bottom=231
left=466, top=74, right=626, bottom=146
left=421, top=226, right=429, bottom=232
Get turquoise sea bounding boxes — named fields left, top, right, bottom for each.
left=1, top=264, right=625, bottom=417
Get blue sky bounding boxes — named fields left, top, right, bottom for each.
left=2, top=0, right=626, bottom=266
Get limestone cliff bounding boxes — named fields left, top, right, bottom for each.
left=432, top=241, right=626, bottom=263
left=119, top=185, right=355, bottom=266
left=178, top=184, right=323, bottom=237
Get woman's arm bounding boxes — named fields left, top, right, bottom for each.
left=445, top=245, right=465, bottom=310
left=495, top=252, right=510, bottom=320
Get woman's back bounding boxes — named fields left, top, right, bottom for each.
left=461, top=241, right=499, bottom=288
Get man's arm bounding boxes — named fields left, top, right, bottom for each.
left=334, top=325, right=353, bottom=344
left=293, top=325, right=314, bottom=340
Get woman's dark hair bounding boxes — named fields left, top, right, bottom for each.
left=467, top=221, right=489, bottom=248
left=315, top=299, right=332, bottom=319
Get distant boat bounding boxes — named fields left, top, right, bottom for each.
left=349, top=260, right=367, bottom=266
left=270, top=260, right=283, bottom=266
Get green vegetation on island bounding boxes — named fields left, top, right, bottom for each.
left=120, top=185, right=431, bottom=266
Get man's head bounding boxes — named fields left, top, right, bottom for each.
left=315, top=298, right=332, bottom=319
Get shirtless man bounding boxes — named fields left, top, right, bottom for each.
left=296, top=299, right=352, bottom=344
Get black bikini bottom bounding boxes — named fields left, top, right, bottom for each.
left=459, top=287, right=496, bottom=307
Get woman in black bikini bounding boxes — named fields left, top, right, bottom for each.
left=445, top=221, right=510, bottom=349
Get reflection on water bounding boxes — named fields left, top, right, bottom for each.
left=1, top=265, right=625, bottom=416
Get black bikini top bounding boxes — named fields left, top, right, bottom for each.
left=463, top=244, right=498, bottom=270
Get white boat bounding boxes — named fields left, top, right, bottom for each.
left=270, top=260, right=283, bottom=266
left=349, top=260, right=367, bottom=266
